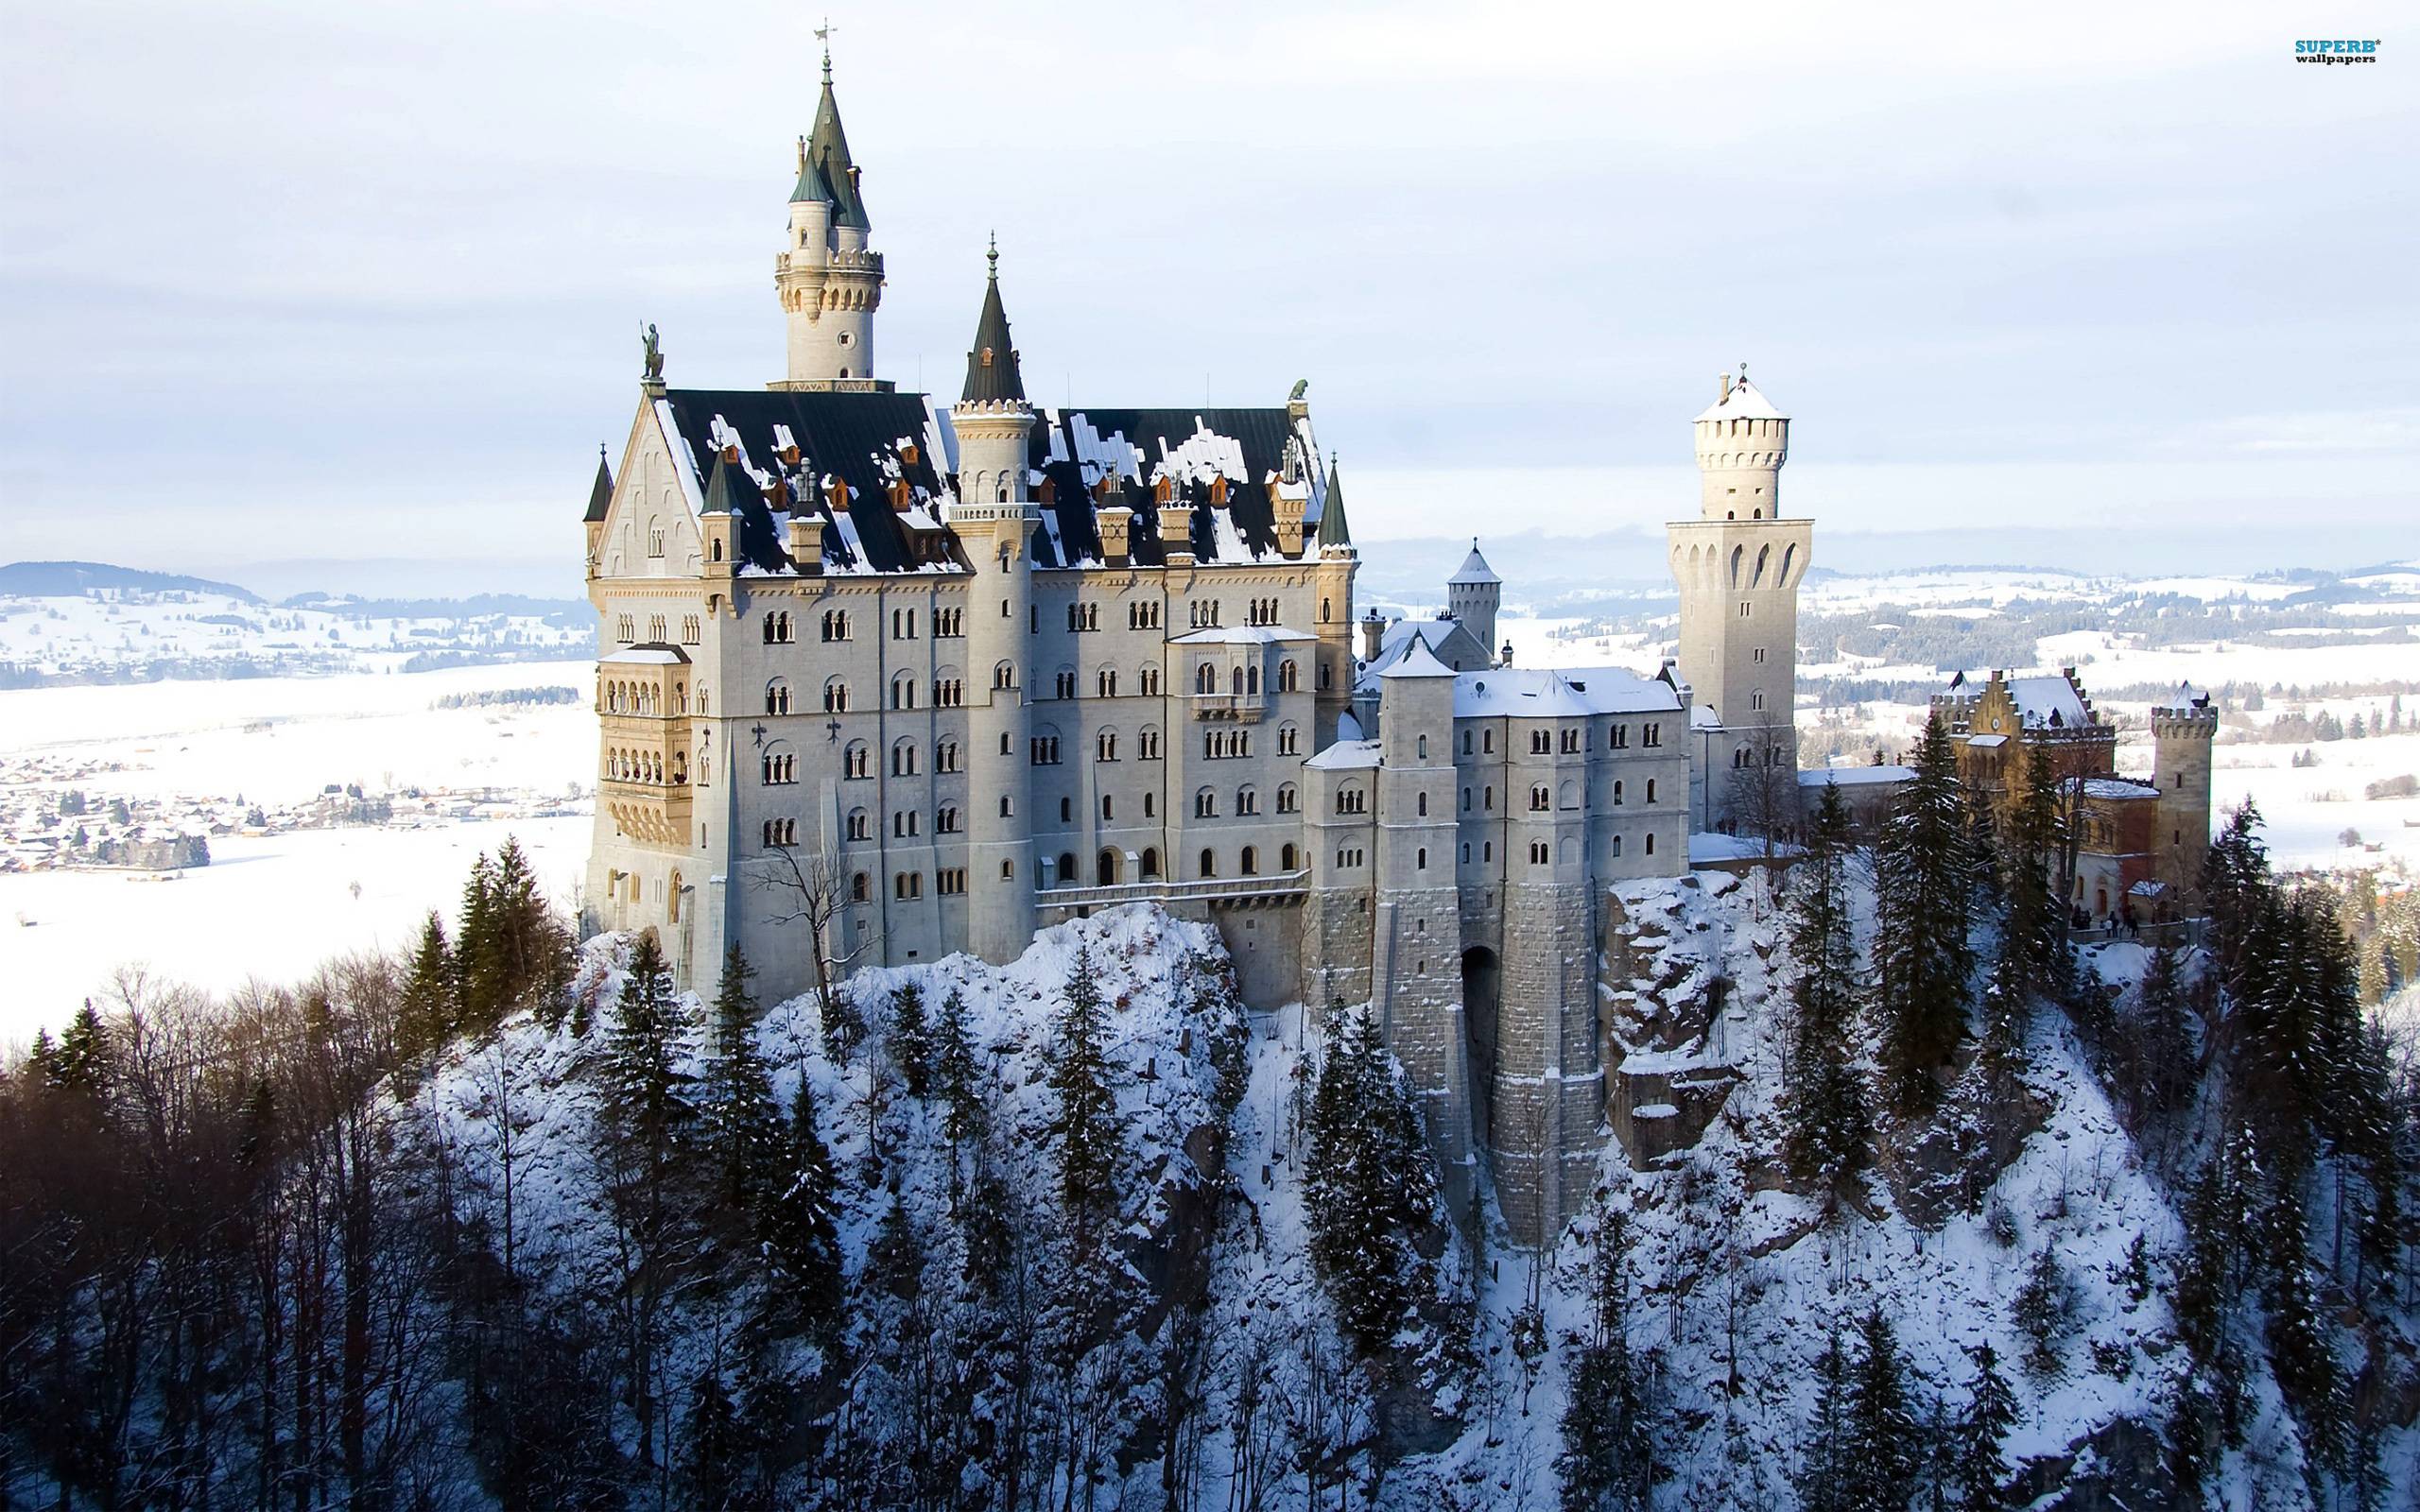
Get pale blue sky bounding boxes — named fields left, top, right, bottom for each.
left=1, top=0, right=2410, bottom=595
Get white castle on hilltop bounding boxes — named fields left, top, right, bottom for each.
left=578, top=56, right=1846, bottom=1237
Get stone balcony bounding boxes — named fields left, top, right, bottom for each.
left=600, top=777, right=693, bottom=850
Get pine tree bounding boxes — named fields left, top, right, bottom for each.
left=455, top=850, right=504, bottom=1029
left=890, top=981, right=931, bottom=1098
left=1875, top=714, right=1976, bottom=1109
left=679, top=1364, right=748, bottom=1510
left=603, top=935, right=697, bottom=1151
left=1984, top=739, right=2068, bottom=1075
left=699, top=947, right=784, bottom=1219
left=1783, top=782, right=1870, bottom=1201
left=1841, top=1305, right=1922, bottom=1510
left=932, top=987, right=986, bottom=1149
left=2012, top=1246, right=2070, bottom=1378
left=398, top=911, right=457, bottom=1062
left=1304, top=1005, right=1438, bottom=1362
left=1046, top=941, right=1123, bottom=1248
left=48, top=1001, right=113, bottom=1103
left=1796, top=1326, right=1854, bottom=1512
left=1555, top=1207, right=1655, bottom=1511
left=2131, top=942, right=2195, bottom=1124
left=2261, top=1179, right=2343, bottom=1468
left=1949, top=1341, right=2016, bottom=1508
left=2201, top=800, right=2270, bottom=977
left=758, top=1080, right=841, bottom=1329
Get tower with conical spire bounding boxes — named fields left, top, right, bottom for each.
left=1310, top=451, right=1358, bottom=746
left=946, top=240, right=1039, bottom=963
left=1446, top=540, right=1501, bottom=666
left=773, top=45, right=886, bottom=389
left=1668, top=368, right=1810, bottom=833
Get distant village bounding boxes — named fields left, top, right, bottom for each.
left=0, top=753, right=585, bottom=876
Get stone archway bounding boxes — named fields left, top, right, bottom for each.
left=1462, top=946, right=1501, bottom=1143
left=1098, top=849, right=1121, bottom=887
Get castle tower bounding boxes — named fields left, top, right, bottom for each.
left=946, top=243, right=1038, bottom=962
left=1446, top=541, right=1501, bottom=667
left=1668, top=369, right=1811, bottom=833
left=1311, top=452, right=1358, bottom=746
left=1370, top=644, right=1476, bottom=1211
left=774, top=49, right=885, bottom=388
left=2151, top=688, right=2218, bottom=908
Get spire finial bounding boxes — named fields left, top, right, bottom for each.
left=1740, top=360, right=1750, bottom=380
left=815, top=17, right=835, bottom=82
left=987, top=231, right=998, bottom=280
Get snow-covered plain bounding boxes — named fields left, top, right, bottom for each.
left=0, top=662, right=597, bottom=1044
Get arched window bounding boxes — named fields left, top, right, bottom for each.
left=1240, top=846, right=1258, bottom=876
left=1276, top=782, right=1298, bottom=814
left=844, top=742, right=870, bottom=780
left=1417, top=734, right=1427, bottom=759
left=1282, top=843, right=1298, bottom=870
left=890, top=672, right=918, bottom=710
left=891, top=740, right=920, bottom=777
left=1195, top=662, right=1216, bottom=695
left=1416, top=847, right=1427, bottom=869
left=766, top=679, right=792, bottom=715
left=1198, top=848, right=1217, bottom=879
left=1194, top=786, right=1219, bottom=818
left=1417, top=792, right=1428, bottom=816
left=1236, top=785, right=1258, bottom=815
left=1613, top=780, right=1625, bottom=805
left=1057, top=852, right=1077, bottom=887
left=822, top=676, right=850, bottom=713
left=847, top=809, right=870, bottom=841
left=1141, top=848, right=1161, bottom=879
left=852, top=871, right=871, bottom=902
left=994, top=661, right=1018, bottom=690
left=1645, top=779, right=1658, bottom=804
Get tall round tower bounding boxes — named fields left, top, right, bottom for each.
left=946, top=243, right=1039, bottom=962
left=774, top=49, right=885, bottom=388
left=1668, top=369, right=1811, bottom=834
left=1446, top=541, right=1501, bottom=666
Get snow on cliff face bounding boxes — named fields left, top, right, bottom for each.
left=407, top=887, right=2401, bottom=1506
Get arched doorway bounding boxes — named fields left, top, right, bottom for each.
left=1098, top=849, right=1121, bottom=886
left=1462, top=946, right=1501, bottom=1143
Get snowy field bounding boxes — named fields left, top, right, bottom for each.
left=0, top=662, right=597, bottom=1045
left=0, top=816, right=590, bottom=1050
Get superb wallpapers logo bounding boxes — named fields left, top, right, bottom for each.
left=2295, top=39, right=2380, bottom=64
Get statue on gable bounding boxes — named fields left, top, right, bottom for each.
left=641, top=323, right=665, bottom=383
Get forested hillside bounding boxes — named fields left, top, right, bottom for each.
left=4, top=736, right=2416, bottom=1506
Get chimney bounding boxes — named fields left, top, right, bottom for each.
left=1360, top=611, right=1386, bottom=664
left=1720, top=372, right=1733, bottom=404
left=1098, top=505, right=1132, bottom=564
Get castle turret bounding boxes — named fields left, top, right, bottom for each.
left=2152, top=687, right=2219, bottom=907
left=1446, top=540, right=1500, bottom=668
left=1311, top=452, right=1358, bottom=746
left=946, top=243, right=1038, bottom=962
left=1668, top=368, right=1810, bottom=833
left=582, top=445, right=614, bottom=580
left=774, top=49, right=885, bottom=388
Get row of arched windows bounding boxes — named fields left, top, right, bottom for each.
left=601, top=678, right=688, bottom=715
left=605, top=747, right=686, bottom=785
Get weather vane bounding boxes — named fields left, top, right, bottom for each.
left=816, top=16, right=836, bottom=78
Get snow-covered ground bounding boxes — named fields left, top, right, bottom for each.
left=0, top=661, right=598, bottom=1044
left=0, top=815, right=590, bottom=1051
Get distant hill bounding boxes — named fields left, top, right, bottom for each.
left=0, top=560, right=264, bottom=603
left=280, top=591, right=589, bottom=620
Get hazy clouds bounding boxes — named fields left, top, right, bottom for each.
left=2, top=0, right=2411, bottom=594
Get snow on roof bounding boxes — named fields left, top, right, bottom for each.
left=1798, top=765, right=1915, bottom=787
left=2075, top=777, right=2158, bottom=800
left=1965, top=732, right=2008, bottom=748
left=1305, top=739, right=1382, bottom=770
left=1168, top=626, right=1314, bottom=645
left=1453, top=666, right=1678, bottom=717
left=2007, top=675, right=2090, bottom=728
left=1448, top=542, right=1500, bottom=586
left=2129, top=880, right=2171, bottom=897
left=1377, top=640, right=1458, bottom=680
left=1692, top=375, right=1787, bottom=424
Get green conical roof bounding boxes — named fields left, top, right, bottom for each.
left=582, top=447, right=614, bottom=524
left=960, top=241, right=1025, bottom=404
left=804, top=67, right=869, bottom=231
left=1316, top=454, right=1352, bottom=548
left=699, top=453, right=754, bottom=517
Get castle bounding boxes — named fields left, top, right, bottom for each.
left=577, top=59, right=2204, bottom=1239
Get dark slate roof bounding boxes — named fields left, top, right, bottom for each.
left=652, top=388, right=952, bottom=576
left=583, top=449, right=614, bottom=524
left=805, top=76, right=868, bottom=231
left=961, top=253, right=1025, bottom=404
left=1025, top=407, right=1303, bottom=569
left=790, top=146, right=834, bottom=207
